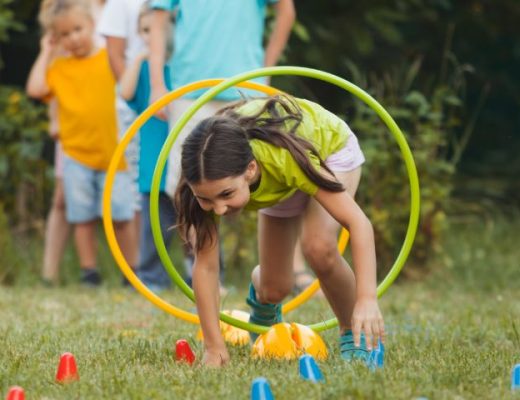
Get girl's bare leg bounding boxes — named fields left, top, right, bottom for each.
left=301, top=167, right=361, bottom=332
left=252, top=215, right=301, bottom=304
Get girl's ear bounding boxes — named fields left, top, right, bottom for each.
left=245, top=160, right=258, bottom=182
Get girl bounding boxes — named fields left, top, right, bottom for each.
left=38, top=0, right=107, bottom=286
left=27, top=0, right=135, bottom=286
left=175, top=95, right=385, bottom=367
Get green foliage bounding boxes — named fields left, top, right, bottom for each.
left=0, top=0, right=24, bottom=68
left=341, top=56, right=466, bottom=268
left=0, top=86, right=51, bottom=226
left=0, top=204, right=19, bottom=285
left=0, top=0, right=23, bottom=39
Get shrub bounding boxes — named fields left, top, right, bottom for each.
left=0, top=86, right=51, bottom=229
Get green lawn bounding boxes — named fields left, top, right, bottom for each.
left=1, top=219, right=519, bottom=399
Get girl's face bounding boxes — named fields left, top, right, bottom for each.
left=138, top=13, right=153, bottom=47
left=53, top=8, right=95, bottom=58
left=189, top=161, right=259, bottom=216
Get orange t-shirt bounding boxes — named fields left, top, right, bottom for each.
left=46, top=48, right=125, bottom=171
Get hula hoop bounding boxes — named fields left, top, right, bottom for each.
left=104, top=67, right=420, bottom=334
left=102, top=79, right=337, bottom=330
left=102, top=79, right=327, bottom=331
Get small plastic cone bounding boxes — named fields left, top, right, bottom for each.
left=299, top=354, right=324, bottom=382
left=512, top=363, right=520, bottom=390
left=291, top=323, right=328, bottom=360
left=251, top=322, right=298, bottom=360
left=197, top=310, right=251, bottom=346
left=6, top=386, right=25, bottom=400
left=251, top=377, right=274, bottom=400
left=175, top=339, right=195, bottom=364
left=252, top=323, right=329, bottom=360
left=367, top=348, right=384, bottom=371
left=55, top=352, right=79, bottom=383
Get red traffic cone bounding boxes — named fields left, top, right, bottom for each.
left=175, top=339, right=195, bottom=364
left=55, top=352, right=79, bottom=383
left=6, top=386, right=24, bottom=400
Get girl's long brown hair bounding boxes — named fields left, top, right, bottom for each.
left=175, top=95, right=344, bottom=251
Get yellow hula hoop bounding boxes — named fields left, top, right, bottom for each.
left=102, top=78, right=347, bottom=325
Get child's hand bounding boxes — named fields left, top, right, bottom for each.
left=40, top=32, right=57, bottom=54
left=202, top=347, right=230, bottom=368
left=351, top=297, right=385, bottom=351
left=150, top=85, right=169, bottom=121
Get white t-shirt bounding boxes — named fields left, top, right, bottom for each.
left=97, top=0, right=147, bottom=132
left=97, top=0, right=146, bottom=64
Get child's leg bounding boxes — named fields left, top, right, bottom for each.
left=41, top=178, right=71, bottom=284
left=115, top=219, right=138, bottom=271
left=247, top=215, right=300, bottom=341
left=108, top=170, right=140, bottom=276
left=74, top=220, right=98, bottom=274
left=136, top=193, right=174, bottom=289
left=301, top=168, right=367, bottom=359
left=254, top=214, right=301, bottom=304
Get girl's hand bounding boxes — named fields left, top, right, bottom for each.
left=351, top=297, right=385, bottom=351
left=202, top=347, right=230, bottom=368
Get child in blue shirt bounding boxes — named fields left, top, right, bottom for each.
left=120, top=2, right=174, bottom=290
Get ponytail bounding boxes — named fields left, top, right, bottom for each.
left=220, top=95, right=344, bottom=192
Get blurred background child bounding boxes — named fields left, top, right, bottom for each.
left=27, top=0, right=135, bottom=286
left=39, top=0, right=107, bottom=286
left=119, top=1, right=174, bottom=291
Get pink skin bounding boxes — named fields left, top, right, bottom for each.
left=189, top=161, right=259, bottom=217
left=138, top=13, right=153, bottom=48
left=53, top=7, right=96, bottom=58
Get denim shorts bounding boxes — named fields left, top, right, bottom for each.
left=63, top=156, right=134, bottom=223
left=259, top=132, right=365, bottom=218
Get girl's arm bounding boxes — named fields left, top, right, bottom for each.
left=119, top=53, right=147, bottom=101
left=148, top=8, right=170, bottom=119
left=264, top=0, right=296, bottom=67
left=192, top=231, right=229, bottom=367
left=26, top=33, right=55, bottom=99
left=313, top=188, right=384, bottom=346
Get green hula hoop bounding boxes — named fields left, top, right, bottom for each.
left=150, top=66, right=421, bottom=333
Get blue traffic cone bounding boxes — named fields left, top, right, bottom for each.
left=512, top=363, right=520, bottom=391
left=251, top=377, right=274, bottom=400
left=299, top=354, right=324, bottom=383
left=367, top=348, right=384, bottom=370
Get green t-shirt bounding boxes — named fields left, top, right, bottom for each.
left=237, top=98, right=351, bottom=211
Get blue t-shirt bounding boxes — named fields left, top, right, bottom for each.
left=126, top=60, right=172, bottom=193
left=151, top=0, right=278, bottom=100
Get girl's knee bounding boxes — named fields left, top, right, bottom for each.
left=258, top=282, right=292, bottom=304
left=301, top=237, right=338, bottom=275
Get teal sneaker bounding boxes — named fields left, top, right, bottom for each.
left=340, top=330, right=370, bottom=362
left=246, top=283, right=282, bottom=343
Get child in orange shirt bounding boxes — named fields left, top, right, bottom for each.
left=27, top=0, right=135, bottom=286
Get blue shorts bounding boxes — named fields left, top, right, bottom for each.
left=63, top=156, right=134, bottom=223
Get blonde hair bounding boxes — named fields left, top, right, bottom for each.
left=38, top=0, right=93, bottom=31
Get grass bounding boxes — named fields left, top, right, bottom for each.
left=1, top=218, right=520, bottom=399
